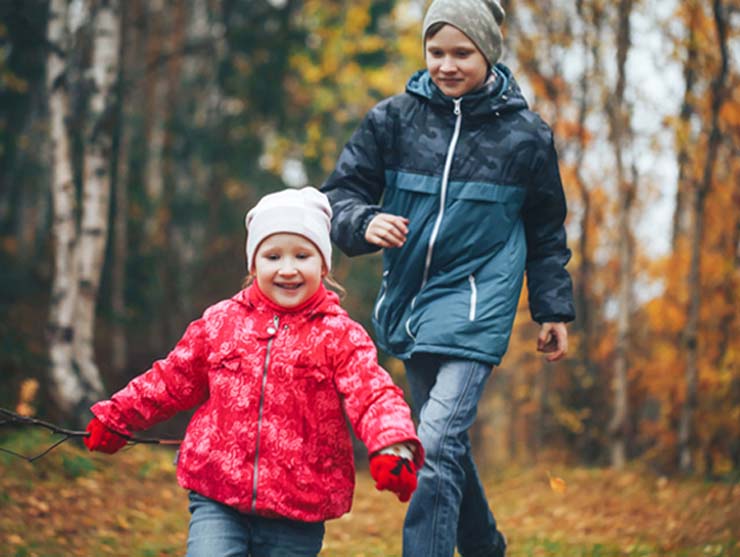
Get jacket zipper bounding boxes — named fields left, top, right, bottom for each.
left=374, top=270, right=389, bottom=319
left=251, top=314, right=279, bottom=512
left=468, top=274, right=477, bottom=321
left=405, top=98, right=463, bottom=339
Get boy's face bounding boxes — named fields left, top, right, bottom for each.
left=425, top=24, right=489, bottom=98
left=253, top=233, right=325, bottom=308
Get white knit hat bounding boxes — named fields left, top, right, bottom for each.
left=245, top=187, right=333, bottom=271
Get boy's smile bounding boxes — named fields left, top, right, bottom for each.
left=425, top=24, right=489, bottom=98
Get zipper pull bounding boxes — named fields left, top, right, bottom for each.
left=453, top=98, right=462, bottom=116
left=267, top=315, right=280, bottom=335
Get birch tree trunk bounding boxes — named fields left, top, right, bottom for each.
left=607, top=0, right=635, bottom=470
left=678, top=0, right=729, bottom=473
left=47, top=0, right=86, bottom=414
left=73, top=0, right=120, bottom=397
left=47, top=0, right=121, bottom=419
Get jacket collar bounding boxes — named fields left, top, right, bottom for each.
left=406, top=63, right=528, bottom=117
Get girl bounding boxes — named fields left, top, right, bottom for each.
left=321, top=1, right=575, bottom=556
left=84, top=186, right=423, bottom=557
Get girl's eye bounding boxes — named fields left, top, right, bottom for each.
left=296, top=252, right=311, bottom=259
left=265, top=254, right=280, bottom=261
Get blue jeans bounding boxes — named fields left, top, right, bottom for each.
left=186, top=492, right=325, bottom=557
left=403, top=354, right=506, bottom=557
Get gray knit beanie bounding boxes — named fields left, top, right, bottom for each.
left=422, top=0, right=506, bottom=67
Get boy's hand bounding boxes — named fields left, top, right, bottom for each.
left=369, top=453, right=417, bottom=502
left=365, top=213, right=409, bottom=248
left=537, top=322, right=568, bottom=362
left=83, top=417, right=128, bottom=454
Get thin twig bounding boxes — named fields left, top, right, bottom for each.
left=0, top=407, right=181, bottom=463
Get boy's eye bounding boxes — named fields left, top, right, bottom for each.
left=264, top=254, right=280, bottom=260
left=296, top=252, right=311, bottom=259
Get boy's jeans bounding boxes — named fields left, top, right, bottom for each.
left=186, top=492, right=325, bottom=557
left=403, top=354, right=507, bottom=557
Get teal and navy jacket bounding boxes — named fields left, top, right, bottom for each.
left=322, top=65, right=575, bottom=366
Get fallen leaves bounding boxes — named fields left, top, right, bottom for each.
left=547, top=471, right=567, bottom=494
left=1, top=441, right=738, bottom=556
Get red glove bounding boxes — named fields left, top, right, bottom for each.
left=83, top=417, right=128, bottom=454
left=369, top=453, right=417, bottom=502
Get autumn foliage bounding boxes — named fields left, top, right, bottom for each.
left=0, top=0, right=738, bottom=477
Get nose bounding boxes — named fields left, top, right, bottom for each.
left=440, top=55, right=457, bottom=73
left=278, top=259, right=298, bottom=275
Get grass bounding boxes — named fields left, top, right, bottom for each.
left=0, top=430, right=738, bottom=556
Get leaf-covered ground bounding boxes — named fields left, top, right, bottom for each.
left=1, top=431, right=738, bottom=557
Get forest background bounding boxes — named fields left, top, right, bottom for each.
left=0, top=0, right=738, bottom=482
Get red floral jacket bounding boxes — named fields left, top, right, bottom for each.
left=92, top=283, right=423, bottom=522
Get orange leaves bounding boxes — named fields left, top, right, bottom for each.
left=16, top=378, right=39, bottom=417
left=548, top=471, right=568, bottom=494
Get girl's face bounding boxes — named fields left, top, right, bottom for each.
left=425, top=24, right=489, bottom=98
left=254, top=233, right=325, bottom=308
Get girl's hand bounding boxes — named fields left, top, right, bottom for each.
left=83, top=417, right=128, bottom=454
left=365, top=213, right=409, bottom=248
left=537, top=322, right=568, bottom=362
left=369, top=453, right=418, bottom=502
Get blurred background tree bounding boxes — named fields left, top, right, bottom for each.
left=0, top=0, right=738, bottom=476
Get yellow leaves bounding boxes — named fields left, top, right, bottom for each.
left=548, top=471, right=568, bottom=494
left=345, top=5, right=371, bottom=35
left=16, top=378, right=39, bottom=417
left=6, top=534, right=24, bottom=547
left=553, top=403, right=589, bottom=435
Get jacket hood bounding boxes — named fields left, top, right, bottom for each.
left=233, top=282, right=342, bottom=318
left=406, top=63, right=528, bottom=116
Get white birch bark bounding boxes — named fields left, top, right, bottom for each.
left=74, top=0, right=121, bottom=396
left=47, top=0, right=86, bottom=413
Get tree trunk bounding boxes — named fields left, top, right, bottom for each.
left=678, top=0, right=729, bottom=473
left=607, top=0, right=634, bottom=470
left=573, top=0, right=604, bottom=461
left=111, top=0, right=141, bottom=376
left=47, top=0, right=87, bottom=415
left=671, top=1, right=699, bottom=251
left=141, top=0, right=173, bottom=350
left=74, top=0, right=121, bottom=398
left=169, top=0, right=226, bottom=326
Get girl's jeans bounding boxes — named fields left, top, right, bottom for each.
left=186, top=492, right=325, bottom=557
left=403, top=354, right=507, bottom=557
